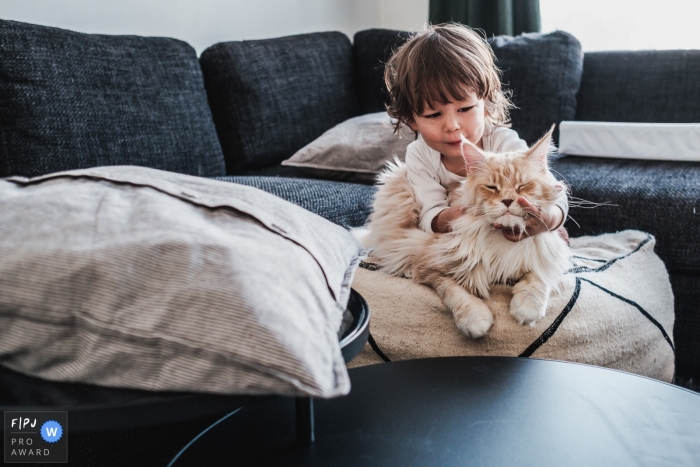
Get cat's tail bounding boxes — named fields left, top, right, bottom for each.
left=364, top=160, right=432, bottom=276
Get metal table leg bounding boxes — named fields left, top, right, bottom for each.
left=295, top=397, right=314, bottom=444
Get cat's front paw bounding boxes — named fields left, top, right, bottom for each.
left=510, top=286, right=548, bottom=326
left=454, top=301, right=494, bottom=339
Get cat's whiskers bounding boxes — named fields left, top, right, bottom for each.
left=567, top=197, right=616, bottom=208
left=548, top=168, right=569, bottom=184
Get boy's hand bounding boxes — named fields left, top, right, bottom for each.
left=432, top=206, right=467, bottom=233
left=494, top=196, right=563, bottom=242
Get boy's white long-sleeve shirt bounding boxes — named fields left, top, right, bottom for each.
left=405, top=127, right=569, bottom=233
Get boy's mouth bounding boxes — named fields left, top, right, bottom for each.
left=446, top=140, right=462, bottom=147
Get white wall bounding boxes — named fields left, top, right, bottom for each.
left=541, top=0, right=700, bottom=51
left=0, top=0, right=428, bottom=54
left=5, top=1, right=699, bottom=55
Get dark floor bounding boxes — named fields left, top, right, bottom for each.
left=675, top=366, right=700, bottom=393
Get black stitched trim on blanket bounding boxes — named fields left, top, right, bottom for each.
left=360, top=261, right=381, bottom=271
left=571, top=255, right=607, bottom=263
left=579, top=277, right=675, bottom=352
left=519, top=277, right=582, bottom=357
left=520, top=276, right=675, bottom=358
left=566, top=234, right=653, bottom=274
left=368, top=332, right=391, bottom=362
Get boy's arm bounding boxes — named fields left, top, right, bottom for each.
left=405, top=146, right=450, bottom=233
left=431, top=205, right=467, bottom=233
left=552, top=191, right=569, bottom=230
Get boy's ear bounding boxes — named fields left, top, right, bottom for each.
left=406, top=117, right=418, bottom=132
left=526, top=124, right=556, bottom=168
left=461, top=136, right=486, bottom=175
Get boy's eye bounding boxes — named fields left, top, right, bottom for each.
left=459, top=106, right=475, bottom=113
left=423, top=112, right=440, bottom=119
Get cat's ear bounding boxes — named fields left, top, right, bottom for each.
left=461, top=135, right=486, bottom=175
left=526, top=124, right=556, bottom=168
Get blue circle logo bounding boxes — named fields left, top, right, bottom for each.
left=40, top=420, right=63, bottom=443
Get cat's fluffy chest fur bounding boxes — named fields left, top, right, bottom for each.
left=430, top=214, right=567, bottom=299
left=363, top=127, right=570, bottom=338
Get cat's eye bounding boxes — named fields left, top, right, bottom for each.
left=484, top=185, right=498, bottom=191
left=516, top=182, right=532, bottom=193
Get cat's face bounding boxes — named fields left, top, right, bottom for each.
left=458, top=127, right=565, bottom=228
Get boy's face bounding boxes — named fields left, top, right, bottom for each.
left=408, top=89, right=487, bottom=160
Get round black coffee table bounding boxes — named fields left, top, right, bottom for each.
left=171, top=357, right=700, bottom=466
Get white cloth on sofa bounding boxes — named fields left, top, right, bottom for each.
left=559, top=121, right=700, bottom=161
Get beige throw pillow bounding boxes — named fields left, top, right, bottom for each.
left=0, top=166, right=366, bottom=398
left=282, top=112, right=413, bottom=184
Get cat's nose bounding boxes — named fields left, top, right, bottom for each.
left=502, top=199, right=513, bottom=207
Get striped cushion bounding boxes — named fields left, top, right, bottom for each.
left=350, top=230, right=675, bottom=382
left=0, top=166, right=365, bottom=398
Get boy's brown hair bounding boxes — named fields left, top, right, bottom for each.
left=384, top=23, right=513, bottom=134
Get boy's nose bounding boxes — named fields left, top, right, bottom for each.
left=444, top=118, right=460, bottom=131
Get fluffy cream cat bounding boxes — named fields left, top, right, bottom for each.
left=363, top=127, right=570, bottom=338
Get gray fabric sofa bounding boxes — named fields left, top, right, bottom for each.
left=0, top=18, right=698, bottom=392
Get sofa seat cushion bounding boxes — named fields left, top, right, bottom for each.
left=353, top=29, right=583, bottom=145
left=351, top=230, right=675, bottom=383
left=552, top=156, right=700, bottom=273
left=0, top=166, right=366, bottom=398
left=216, top=176, right=376, bottom=229
left=0, top=20, right=225, bottom=178
left=200, top=32, right=359, bottom=174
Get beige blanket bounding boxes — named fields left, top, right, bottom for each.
left=350, top=230, right=675, bottom=382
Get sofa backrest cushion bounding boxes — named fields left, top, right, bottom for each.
left=200, top=32, right=359, bottom=174
left=575, top=50, right=700, bottom=123
left=489, top=32, right=583, bottom=145
left=0, top=20, right=226, bottom=178
left=353, top=29, right=583, bottom=145
left=353, top=29, right=412, bottom=115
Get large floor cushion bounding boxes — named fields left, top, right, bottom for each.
left=0, top=19, right=225, bottom=178
left=350, top=230, right=675, bottom=382
left=0, top=166, right=366, bottom=398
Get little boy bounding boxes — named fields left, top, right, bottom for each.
left=384, top=23, right=568, bottom=241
